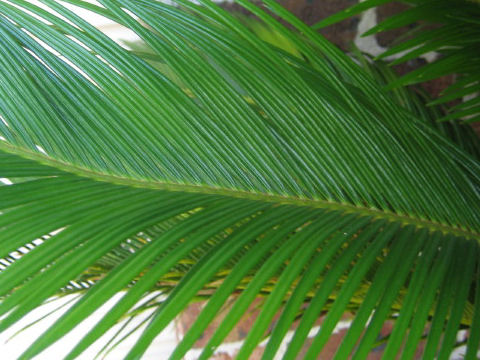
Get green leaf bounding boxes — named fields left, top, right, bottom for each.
left=312, top=0, right=391, bottom=30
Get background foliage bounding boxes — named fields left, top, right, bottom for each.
left=315, top=0, right=480, bottom=123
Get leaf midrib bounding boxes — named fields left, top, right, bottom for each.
left=2, top=141, right=478, bottom=241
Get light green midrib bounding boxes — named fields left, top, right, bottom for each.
left=2, top=142, right=479, bottom=241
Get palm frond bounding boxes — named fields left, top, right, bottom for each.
left=314, top=0, right=480, bottom=123
left=0, top=1, right=479, bottom=359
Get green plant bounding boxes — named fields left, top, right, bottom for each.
left=315, top=0, right=480, bottom=122
left=0, top=0, right=479, bottom=359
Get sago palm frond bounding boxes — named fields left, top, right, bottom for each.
left=314, top=0, right=480, bottom=123
left=0, top=1, right=479, bottom=359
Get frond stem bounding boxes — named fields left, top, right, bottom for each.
left=2, top=142, right=478, bottom=241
